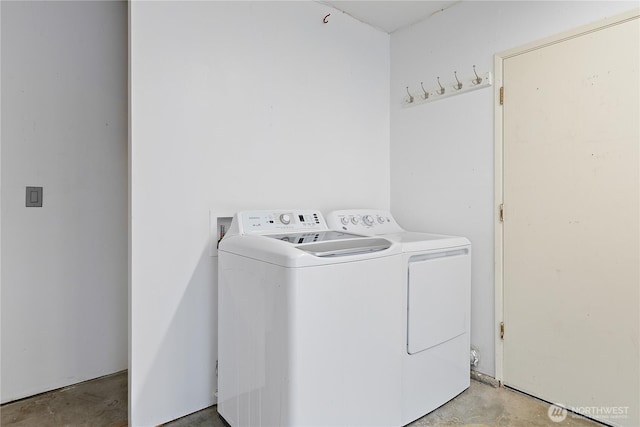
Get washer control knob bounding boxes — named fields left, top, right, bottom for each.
left=363, top=215, right=374, bottom=226
left=280, top=214, right=291, bottom=224
left=351, top=216, right=360, bottom=225
left=377, top=216, right=385, bottom=224
left=340, top=216, right=350, bottom=225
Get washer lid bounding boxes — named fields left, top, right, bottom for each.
left=296, top=238, right=392, bottom=258
left=219, top=234, right=399, bottom=267
left=265, top=230, right=364, bottom=245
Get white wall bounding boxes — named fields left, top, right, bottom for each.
left=129, top=2, right=389, bottom=425
left=390, top=0, right=637, bottom=377
left=1, top=1, right=128, bottom=402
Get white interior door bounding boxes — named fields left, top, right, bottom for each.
left=501, top=14, right=639, bottom=427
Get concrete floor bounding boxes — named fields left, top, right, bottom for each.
left=1, top=371, right=128, bottom=427
left=1, top=371, right=606, bottom=427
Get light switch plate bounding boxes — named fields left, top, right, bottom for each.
left=26, top=186, right=43, bottom=207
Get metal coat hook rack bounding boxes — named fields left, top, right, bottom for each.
left=403, top=65, right=493, bottom=107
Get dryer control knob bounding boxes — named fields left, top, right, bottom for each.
left=363, top=215, right=374, bottom=226
left=377, top=216, right=385, bottom=224
left=280, top=214, right=291, bottom=224
left=340, top=216, right=350, bottom=225
left=351, top=216, right=360, bottom=225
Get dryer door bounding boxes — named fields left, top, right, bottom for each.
left=407, top=248, right=470, bottom=354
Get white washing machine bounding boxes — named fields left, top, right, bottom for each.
left=326, top=209, right=471, bottom=425
left=217, top=209, right=404, bottom=427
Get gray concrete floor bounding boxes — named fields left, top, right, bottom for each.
left=1, top=371, right=127, bottom=427
left=1, top=371, right=606, bottom=427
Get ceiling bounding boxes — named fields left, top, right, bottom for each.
left=319, top=1, right=460, bottom=33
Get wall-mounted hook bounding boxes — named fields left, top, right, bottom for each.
left=472, top=65, right=483, bottom=85
left=403, top=68, right=493, bottom=107
left=420, top=82, right=429, bottom=100
left=436, top=77, right=445, bottom=95
left=323, top=13, right=330, bottom=23
left=453, top=71, right=463, bottom=90
left=406, top=86, right=414, bottom=103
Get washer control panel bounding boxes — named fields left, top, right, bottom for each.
left=326, top=209, right=404, bottom=234
left=238, top=210, right=326, bottom=234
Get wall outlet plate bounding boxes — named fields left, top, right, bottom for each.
left=26, top=187, right=43, bottom=207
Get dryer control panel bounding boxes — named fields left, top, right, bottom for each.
left=238, top=210, right=327, bottom=234
left=326, top=209, right=404, bottom=235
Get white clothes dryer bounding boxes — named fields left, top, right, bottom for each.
left=217, top=210, right=404, bottom=427
left=326, top=209, right=471, bottom=425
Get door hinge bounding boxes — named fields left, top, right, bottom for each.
left=499, top=86, right=504, bottom=105
left=499, top=203, right=504, bottom=222
left=500, top=321, right=505, bottom=340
